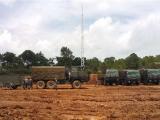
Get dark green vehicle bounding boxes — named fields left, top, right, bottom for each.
left=104, top=69, right=140, bottom=85
left=104, top=69, right=120, bottom=85
left=119, top=70, right=141, bottom=85
left=0, top=73, right=22, bottom=89
left=31, top=66, right=89, bottom=89
left=140, top=69, right=160, bottom=85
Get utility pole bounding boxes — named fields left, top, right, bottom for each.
left=81, top=5, right=85, bottom=69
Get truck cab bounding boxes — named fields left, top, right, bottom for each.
left=70, top=67, right=88, bottom=82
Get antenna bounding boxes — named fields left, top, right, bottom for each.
left=81, top=5, right=85, bottom=69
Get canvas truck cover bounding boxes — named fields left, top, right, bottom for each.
left=106, top=69, right=119, bottom=77
left=31, top=66, right=65, bottom=81
left=126, top=70, right=141, bottom=79
left=147, top=69, right=160, bottom=78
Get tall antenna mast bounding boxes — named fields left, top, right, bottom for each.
left=81, top=5, right=85, bottom=69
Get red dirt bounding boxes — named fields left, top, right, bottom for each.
left=0, top=85, right=160, bottom=120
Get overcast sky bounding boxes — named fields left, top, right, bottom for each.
left=0, top=0, right=160, bottom=59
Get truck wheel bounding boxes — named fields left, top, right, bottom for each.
left=136, top=81, right=140, bottom=85
left=72, top=80, right=81, bottom=89
left=115, top=82, right=119, bottom=85
left=11, top=85, right=17, bottom=89
left=36, top=81, right=45, bottom=89
left=127, top=80, right=131, bottom=86
left=109, top=82, right=113, bottom=86
left=155, top=81, right=159, bottom=85
left=8, top=83, right=16, bottom=89
left=47, top=81, right=57, bottom=89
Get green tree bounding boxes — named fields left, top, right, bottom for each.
left=154, top=55, right=160, bottom=68
left=56, top=57, right=64, bottom=66
left=113, top=59, right=126, bottom=69
left=72, top=57, right=81, bottom=66
left=0, top=53, right=3, bottom=63
left=86, top=57, right=100, bottom=73
left=99, top=62, right=107, bottom=74
left=0, top=54, right=2, bottom=70
left=141, top=56, right=155, bottom=68
left=48, top=58, right=55, bottom=66
left=19, top=50, right=36, bottom=66
left=2, top=52, right=18, bottom=69
left=15, top=57, right=24, bottom=67
left=35, top=52, right=49, bottom=66
left=155, top=55, right=160, bottom=62
left=103, top=57, right=115, bottom=69
left=56, top=47, right=74, bottom=67
left=125, top=53, right=140, bottom=69
left=3, top=52, right=16, bottom=63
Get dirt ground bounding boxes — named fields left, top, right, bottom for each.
left=0, top=85, right=160, bottom=120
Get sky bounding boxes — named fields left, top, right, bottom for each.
left=0, top=0, right=160, bottom=60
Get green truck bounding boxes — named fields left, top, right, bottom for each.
left=104, top=69, right=140, bottom=85
left=0, top=73, right=22, bottom=89
left=104, top=69, right=119, bottom=85
left=31, top=66, right=89, bottom=89
left=140, top=69, right=160, bottom=85
left=119, top=70, right=141, bottom=85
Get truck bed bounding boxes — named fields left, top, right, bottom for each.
left=31, top=66, right=66, bottom=81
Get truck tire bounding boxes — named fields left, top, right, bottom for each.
left=72, top=80, right=81, bottom=89
left=36, top=81, right=45, bottom=89
left=7, top=83, right=16, bottom=89
left=136, top=81, right=140, bottom=85
left=109, top=82, right=113, bottom=86
left=47, top=80, right=57, bottom=89
left=155, top=80, right=159, bottom=85
left=127, top=80, right=131, bottom=86
left=115, top=82, right=119, bottom=85
left=10, top=84, right=17, bottom=89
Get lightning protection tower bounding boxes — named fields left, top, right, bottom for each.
left=81, top=5, right=85, bottom=69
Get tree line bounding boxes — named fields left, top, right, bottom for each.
left=0, top=46, right=160, bottom=74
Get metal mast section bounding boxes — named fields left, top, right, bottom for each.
left=81, top=5, right=85, bottom=69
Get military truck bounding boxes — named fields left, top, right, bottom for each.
left=0, top=73, right=22, bottom=89
left=31, top=66, right=88, bottom=89
left=140, top=69, right=160, bottom=85
left=104, top=69, right=120, bottom=85
left=104, top=69, right=141, bottom=85
left=119, top=70, right=141, bottom=85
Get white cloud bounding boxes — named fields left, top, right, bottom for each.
left=83, top=13, right=160, bottom=59
left=84, top=17, right=130, bottom=59
left=0, top=0, right=16, bottom=5
left=128, top=14, right=160, bottom=56
left=0, top=30, right=19, bottom=53
left=0, top=0, right=160, bottom=60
